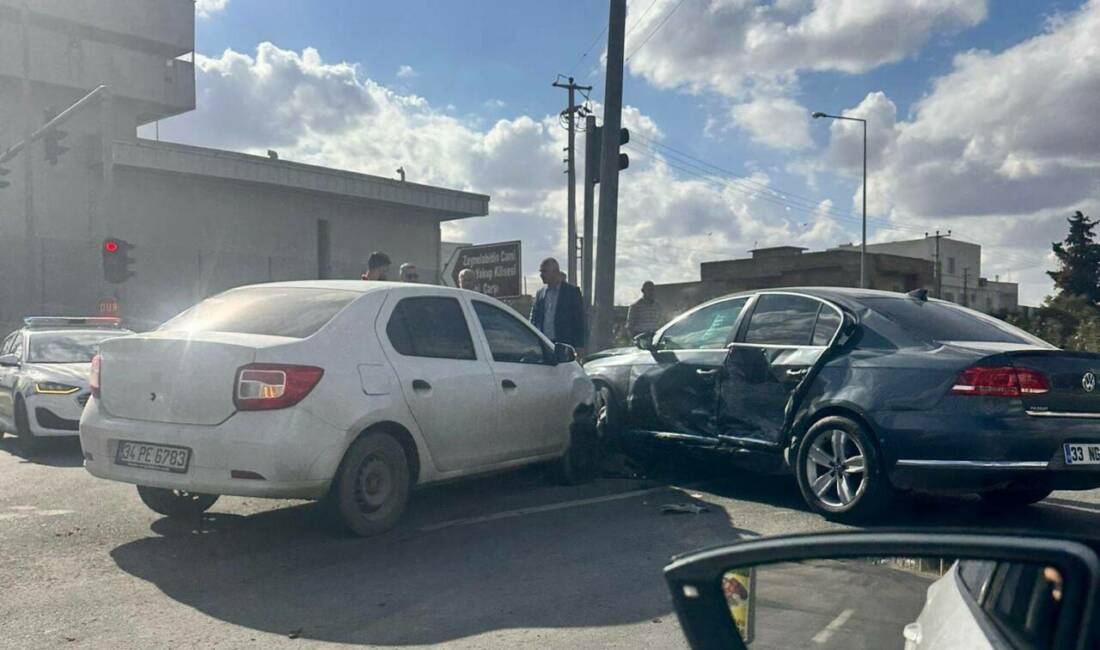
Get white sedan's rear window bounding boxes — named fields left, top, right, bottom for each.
left=160, top=287, right=358, bottom=338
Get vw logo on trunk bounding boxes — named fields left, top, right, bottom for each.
left=1083, top=372, right=1096, bottom=393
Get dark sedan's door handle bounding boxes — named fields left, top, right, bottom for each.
left=502, top=379, right=517, bottom=391
left=412, top=379, right=432, bottom=392
left=696, top=369, right=720, bottom=376
left=786, top=368, right=810, bottom=378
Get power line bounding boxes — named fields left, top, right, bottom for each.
left=569, top=26, right=607, bottom=77
left=625, top=0, right=662, bottom=38
left=625, top=0, right=689, bottom=62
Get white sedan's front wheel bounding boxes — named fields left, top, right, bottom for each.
left=332, top=432, right=411, bottom=537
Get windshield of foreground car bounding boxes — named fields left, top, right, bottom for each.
left=159, top=287, right=359, bottom=339
left=863, top=298, right=1053, bottom=347
left=28, top=332, right=123, bottom=363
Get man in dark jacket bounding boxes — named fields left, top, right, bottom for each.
left=530, top=257, right=586, bottom=354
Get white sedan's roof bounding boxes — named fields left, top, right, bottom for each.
left=233, top=280, right=476, bottom=296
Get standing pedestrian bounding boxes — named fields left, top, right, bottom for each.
left=361, top=251, right=391, bottom=281
left=627, top=281, right=664, bottom=338
left=530, top=257, right=585, bottom=356
left=458, top=268, right=477, bottom=290
left=399, top=263, right=419, bottom=283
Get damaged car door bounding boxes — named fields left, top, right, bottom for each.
left=632, top=297, right=749, bottom=440
left=718, top=293, right=843, bottom=448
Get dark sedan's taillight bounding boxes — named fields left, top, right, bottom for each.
left=950, top=366, right=1050, bottom=397
left=89, top=354, right=102, bottom=399
left=234, top=363, right=324, bottom=411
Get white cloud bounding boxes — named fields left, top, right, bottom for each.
left=147, top=42, right=860, bottom=303
left=396, top=65, right=418, bottom=79
left=195, top=0, right=229, bottom=19
left=816, top=1, right=1100, bottom=302
left=730, top=95, right=813, bottom=151
left=625, top=0, right=987, bottom=98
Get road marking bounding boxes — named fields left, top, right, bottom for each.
left=812, top=608, right=854, bottom=644
left=418, top=485, right=684, bottom=533
left=0, top=506, right=74, bottom=521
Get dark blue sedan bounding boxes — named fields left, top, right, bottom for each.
left=584, top=287, right=1100, bottom=521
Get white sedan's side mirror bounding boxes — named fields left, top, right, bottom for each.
left=0, top=353, right=20, bottom=367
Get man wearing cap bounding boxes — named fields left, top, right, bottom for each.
left=399, top=263, right=420, bottom=283
left=361, top=251, right=391, bottom=281
left=627, top=280, right=664, bottom=338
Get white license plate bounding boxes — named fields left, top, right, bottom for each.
left=1064, top=443, right=1100, bottom=465
left=114, top=441, right=191, bottom=473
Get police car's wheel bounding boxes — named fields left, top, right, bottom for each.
left=13, top=397, right=38, bottom=454
left=136, top=485, right=219, bottom=517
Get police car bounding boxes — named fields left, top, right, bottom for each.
left=0, top=317, right=133, bottom=449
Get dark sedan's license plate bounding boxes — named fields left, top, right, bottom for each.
left=1064, top=443, right=1100, bottom=465
left=114, top=441, right=191, bottom=473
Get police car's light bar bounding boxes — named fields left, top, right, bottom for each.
left=24, top=317, right=122, bottom=329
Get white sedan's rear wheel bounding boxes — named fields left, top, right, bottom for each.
left=136, top=485, right=219, bottom=517
left=333, top=432, right=411, bottom=537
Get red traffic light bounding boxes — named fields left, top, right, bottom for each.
left=104, top=240, right=119, bottom=254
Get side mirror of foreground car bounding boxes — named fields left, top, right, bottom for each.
left=664, top=531, right=1100, bottom=650
left=554, top=342, right=577, bottom=364
left=0, top=353, right=19, bottom=367
left=633, top=332, right=655, bottom=351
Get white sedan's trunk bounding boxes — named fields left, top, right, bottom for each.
left=98, top=331, right=291, bottom=426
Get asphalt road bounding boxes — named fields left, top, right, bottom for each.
left=3, top=436, right=1100, bottom=649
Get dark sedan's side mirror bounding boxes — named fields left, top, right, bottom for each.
left=554, top=342, right=577, bottom=365
left=665, top=532, right=1100, bottom=650
left=634, top=332, right=655, bottom=351
left=0, top=353, right=19, bottom=367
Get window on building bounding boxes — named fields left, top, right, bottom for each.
left=472, top=301, right=549, bottom=364
left=386, top=297, right=477, bottom=360
left=948, top=257, right=956, bottom=275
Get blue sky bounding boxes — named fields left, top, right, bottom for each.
left=177, top=0, right=1099, bottom=304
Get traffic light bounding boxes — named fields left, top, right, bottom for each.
left=102, top=238, right=135, bottom=284
left=0, top=165, right=10, bottom=190
left=42, top=108, right=69, bottom=166
left=589, top=127, right=630, bottom=184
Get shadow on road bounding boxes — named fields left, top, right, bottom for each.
left=0, top=434, right=84, bottom=468
left=110, top=469, right=753, bottom=645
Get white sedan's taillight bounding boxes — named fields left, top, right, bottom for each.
left=90, top=354, right=102, bottom=398
left=234, top=363, right=324, bottom=411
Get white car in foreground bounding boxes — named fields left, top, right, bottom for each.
left=80, top=281, right=598, bottom=536
left=0, top=317, right=133, bottom=450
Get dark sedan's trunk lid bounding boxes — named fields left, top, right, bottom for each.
left=1006, top=349, right=1100, bottom=415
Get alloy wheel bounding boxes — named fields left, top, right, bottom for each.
left=804, top=428, right=867, bottom=509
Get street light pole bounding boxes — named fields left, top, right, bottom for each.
left=813, top=111, right=868, bottom=288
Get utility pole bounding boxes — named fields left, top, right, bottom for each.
left=582, top=114, right=597, bottom=309
left=20, top=4, right=38, bottom=310
left=592, top=0, right=627, bottom=351
left=926, top=229, right=950, bottom=298
left=553, top=76, right=591, bottom=285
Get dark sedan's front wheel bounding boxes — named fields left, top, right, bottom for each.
left=795, top=416, right=892, bottom=522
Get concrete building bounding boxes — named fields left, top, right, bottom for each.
left=0, top=0, right=488, bottom=331
left=653, top=246, right=934, bottom=317
left=835, top=236, right=1018, bottom=314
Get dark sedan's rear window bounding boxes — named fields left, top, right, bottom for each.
left=160, top=287, right=359, bottom=338
left=863, top=298, right=1045, bottom=345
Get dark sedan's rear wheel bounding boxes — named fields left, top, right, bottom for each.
left=795, top=416, right=892, bottom=522
left=137, top=485, right=219, bottom=517
left=980, top=484, right=1053, bottom=508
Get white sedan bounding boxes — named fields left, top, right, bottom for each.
left=0, top=318, right=133, bottom=450
left=80, top=281, right=598, bottom=536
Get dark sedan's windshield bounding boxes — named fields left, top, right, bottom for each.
left=864, top=298, right=1049, bottom=346
left=28, top=332, right=123, bottom=363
